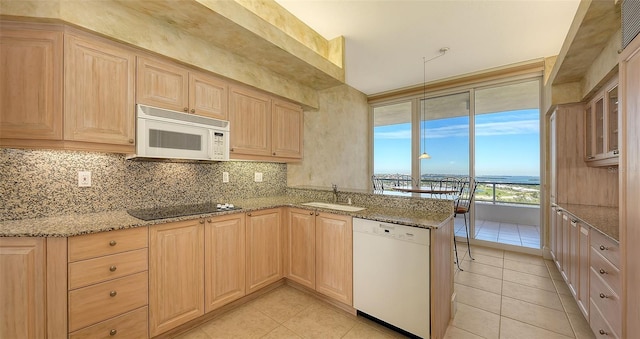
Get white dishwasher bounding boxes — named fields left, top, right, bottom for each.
left=353, top=218, right=430, bottom=339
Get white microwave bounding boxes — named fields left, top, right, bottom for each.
left=128, top=104, right=230, bottom=162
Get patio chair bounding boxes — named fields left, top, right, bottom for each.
left=431, top=177, right=462, bottom=198
left=371, top=175, right=385, bottom=194
left=393, top=174, right=417, bottom=190
left=453, top=179, right=478, bottom=270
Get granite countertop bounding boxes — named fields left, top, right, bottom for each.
left=556, top=203, right=619, bottom=242
left=0, top=196, right=453, bottom=237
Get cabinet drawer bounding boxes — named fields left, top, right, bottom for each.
left=590, top=299, right=619, bottom=338
left=590, top=230, right=619, bottom=268
left=590, top=247, right=621, bottom=293
left=69, top=227, right=148, bottom=262
left=68, top=248, right=148, bottom=289
left=69, top=271, right=148, bottom=332
left=589, top=269, right=621, bottom=335
left=69, top=306, right=148, bottom=339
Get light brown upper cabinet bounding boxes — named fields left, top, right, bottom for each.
left=272, top=99, right=304, bottom=159
left=229, top=85, right=303, bottom=161
left=136, top=56, right=228, bottom=120
left=584, top=76, right=619, bottom=167
left=64, top=32, right=136, bottom=150
left=0, top=23, right=63, bottom=141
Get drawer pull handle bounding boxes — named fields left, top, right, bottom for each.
left=599, top=245, right=608, bottom=251
left=109, top=265, right=117, bottom=272
left=109, top=240, right=117, bottom=247
left=599, top=329, right=608, bottom=335
left=110, top=290, right=117, bottom=297
left=599, top=268, right=607, bottom=275
left=110, top=329, right=117, bottom=336
left=599, top=293, right=608, bottom=299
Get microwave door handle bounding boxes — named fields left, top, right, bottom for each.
left=208, top=130, right=214, bottom=160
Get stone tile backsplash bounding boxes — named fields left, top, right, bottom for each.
left=0, top=148, right=287, bottom=221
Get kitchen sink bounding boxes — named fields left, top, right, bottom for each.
left=301, top=202, right=367, bottom=212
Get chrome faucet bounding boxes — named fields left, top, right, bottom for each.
left=332, top=184, right=338, bottom=203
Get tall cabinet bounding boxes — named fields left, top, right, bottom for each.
left=620, top=33, right=640, bottom=338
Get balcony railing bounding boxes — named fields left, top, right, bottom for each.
left=475, top=181, right=540, bottom=205
left=374, top=177, right=540, bottom=205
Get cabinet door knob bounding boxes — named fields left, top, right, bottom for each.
left=199, top=220, right=205, bottom=224
left=599, top=329, right=608, bottom=335
left=315, top=212, right=319, bottom=216
left=273, top=152, right=276, bottom=156
left=191, top=108, right=195, bottom=113
left=247, top=213, right=252, bottom=216
left=309, top=212, right=314, bottom=215
left=128, top=139, right=134, bottom=144
left=230, top=148, right=234, bottom=152
left=207, top=219, right=212, bottom=223
left=599, top=245, right=608, bottom=251
left=613, top=150, right=619, bottom=155
left=109, top=290, right=117, bottom=297
left=599, top=268, right=607, bottom=274
left=599, top=293, right=608, bottom=299
left=110, top=329, right=117, bottom=336
left=109, top=265, right=117, bottom=272
left=183, top=107, right=189, bottom=112
left=109, top=240, right=117, bottom=247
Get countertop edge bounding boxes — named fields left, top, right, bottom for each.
left=1, top=197, right=453, bottom=238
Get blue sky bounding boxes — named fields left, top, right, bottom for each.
left=374, top=109, right=540, bottom=177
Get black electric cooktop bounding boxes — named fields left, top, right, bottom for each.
left=127, top=202, right=241, bottom=221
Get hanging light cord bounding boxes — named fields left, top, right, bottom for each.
left=421, top=47, right=449, bottom=159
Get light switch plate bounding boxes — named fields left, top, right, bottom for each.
left=223, top=172, right=229, bottom=183
left=78, top=171, right=92, bottom=187
left=254, top=172, right=263, bottom=182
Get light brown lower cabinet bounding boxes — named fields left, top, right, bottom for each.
left=246, top=208, right=283, bottom=294
left=285, top=208, right=316, bottom=289
left=285, top=208, right=353, bottom=305
left=550, top=208, right=621, bottom=338
left=67, top=227, right=149, bottom=337
left=0, top=237, right=47, bottom=339
left=205, top=213, right=246, bottom=312
left=0, top=237, right=66, bottom=339
left=149, top=219, right=204, bottom=337
left=315, top=212, right=353, bottom=305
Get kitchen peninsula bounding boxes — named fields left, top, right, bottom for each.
left=0, top=188, right=454, bottom=338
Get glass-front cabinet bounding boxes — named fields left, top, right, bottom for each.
left=584, top=75, right=619, bottom=166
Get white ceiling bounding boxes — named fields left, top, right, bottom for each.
left=276, top=0, right=581, bottom=96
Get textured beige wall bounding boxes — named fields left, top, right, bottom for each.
left=287, top=85, right=369, bottom=191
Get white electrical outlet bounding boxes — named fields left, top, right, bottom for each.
left=254, top=172, right=263, bottom=182
left=78, top=171, right=92, bottom=187
left=222, top=172, right=229, bottom=183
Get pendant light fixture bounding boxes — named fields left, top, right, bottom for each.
left=419, top=47, right=449, bottom=160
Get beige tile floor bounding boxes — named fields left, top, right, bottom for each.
left=173, top=244, right=595, bottom=339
